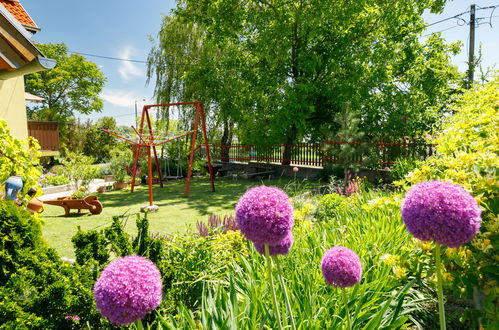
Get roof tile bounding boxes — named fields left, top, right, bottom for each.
left=0, top=0, right=38, bottom=29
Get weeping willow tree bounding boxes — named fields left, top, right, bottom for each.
left=148, top=0, right=460, bottom=165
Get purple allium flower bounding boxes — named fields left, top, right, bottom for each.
left=93, top=255, right=162, bottom=326
left=401, top=180, right=481, bottom=248
left=321, top=246, right=362, bottom=288
left=235, top=186, right=294, bottom=245
left=293, top=167, right=299, bottom=172
left=254, top=232, right=294, bottom=256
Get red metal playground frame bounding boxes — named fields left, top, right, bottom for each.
left=103, top=101, right=215, bottom=206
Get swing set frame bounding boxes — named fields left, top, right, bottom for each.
left=102, top=101, right=215, bottom=206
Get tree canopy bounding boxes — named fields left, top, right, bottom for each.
left=148, top=0, right=460, bottom=163
left=25, top=43, right=106, bottom=152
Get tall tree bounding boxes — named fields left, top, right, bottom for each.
left=25, top=43, right=106, bottom=153
left=149, top=0, right=459, bottom=164
left=83, top=117, right=118, bottom=163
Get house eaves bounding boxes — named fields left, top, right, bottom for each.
left=0, top=2, right=55, bottom=79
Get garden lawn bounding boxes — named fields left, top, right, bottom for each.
left=41, top=176, right=321, bottom=258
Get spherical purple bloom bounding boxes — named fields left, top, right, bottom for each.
left=93, top=255, right=162, bottom=326
left=401, top=180, right=481, bottom=248
left=236, top=186, right=294, bottom=245
left=321, top=246, right=362, bottom=288
left=254, top=232, right=294, bottom=256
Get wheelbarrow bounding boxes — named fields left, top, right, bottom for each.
left=44, top=195, right=103, bottom=216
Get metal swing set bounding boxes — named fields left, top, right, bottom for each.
left=102, top=101, right=215, bottom=209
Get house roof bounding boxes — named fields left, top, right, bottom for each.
left=0, top=0, right=39, bottom=33
left=0, top=3, right=55, bottom=78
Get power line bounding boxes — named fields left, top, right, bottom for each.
left=425, top=4, right=499, bottom=27
left=68, top=50, right=200, bottom=67
left=67, top=5, right=499, bottom=65
left=422, top=25, right=461, bottom=37
left=426, top=10, right=469, bottom=27
left=68, top=51, right=148, bottom=64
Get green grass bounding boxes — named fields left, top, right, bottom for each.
left=41, top=176, right=322, bottom=258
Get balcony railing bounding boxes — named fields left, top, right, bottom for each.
left=27, top=121, right=59, bottom=151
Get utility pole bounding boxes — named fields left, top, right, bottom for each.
left=134, top=98, right=145, bottom=127
left=467, top=4, right=476, bottom=88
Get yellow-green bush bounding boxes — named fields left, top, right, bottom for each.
left=0, top=120, right=41, bottom=195
left=401, top=76, right=498, bottom=324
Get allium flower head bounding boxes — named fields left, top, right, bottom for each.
left=236, top=186, right=294, bottom=245
left=93, top=255, right=162, bottom=325
left=401, top=180, right=481, bottom=248
left=254, top=232, right=294, bottom=256
left=321, top=246, right=362, bottom=288
left=293, top=167, right=299, bottom=172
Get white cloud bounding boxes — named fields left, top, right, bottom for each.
left=117, top=46, right=143, bottom=81
left=101, top=88, right=140, bottom=108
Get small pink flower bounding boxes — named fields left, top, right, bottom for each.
left=293, top=167, right=299, bottom=172
left=383, top=167, right=390, bottom=172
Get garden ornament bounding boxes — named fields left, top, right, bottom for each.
left=5, top=176, right=23, bottom=200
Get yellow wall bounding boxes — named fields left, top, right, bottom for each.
left=0, top=77, right=28, bottom=140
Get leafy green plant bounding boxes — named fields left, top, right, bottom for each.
left=315, top=193, right=348, bottom=222
left=0, top=200, right=108, bottom=328
left=60, top=152, right=98, bottom=191
left=109, top=147, right=132, bottom=183
left=390, top=156, right=420, bottom=182
left=150, top=189, right=432, bottom=329
left=401, top=76, right=499, bottom=326
left=46, top=174, right=70, bottom=186
left=71, top=227, right=110, bottom=266
left=0, top=120, right=41, bottom=195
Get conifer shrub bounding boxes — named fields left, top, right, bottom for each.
left=0, top=200, right=107, bottom=328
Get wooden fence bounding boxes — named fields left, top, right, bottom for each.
left=204, top=142, right=434, bottom=167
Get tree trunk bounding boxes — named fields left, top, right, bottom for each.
left=282, top=125, right=297, bottom=166
left=220, top=119, right=232, bottom=163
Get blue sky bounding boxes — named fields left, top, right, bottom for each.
left=22, top=0, right=499, bottom=126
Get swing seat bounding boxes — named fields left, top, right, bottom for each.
left=164, top=175, right=183, bottom=180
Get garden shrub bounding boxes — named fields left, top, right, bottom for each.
left=0, top=120, right=41, bottom=195
left=401, top=76, right=499, bottom=326
left=0, top=200, right=107, bottom=328
left=60, top=152, right=98, bottom=191
left=109, top=147, right=132, bottom=183
left=155, top=189, right=434, bottom=329
left=46, top=174, right=70, bottom=186
left=0, top=201, right=47, bottom=283
left=315, top=193, right=348, bottom=221
left=390, top=156, right=420, bottom=182
left=70, top=213, right=236, bottom=317
left=71, top=227, right=110, bottom=266
left=104, top=216, right=133, bottom=257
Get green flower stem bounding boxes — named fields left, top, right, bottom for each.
left=435, top=244, right=447, bottom=330
left=275, top=256, right=297, bottom=330
left=342, top=288, right=352, bottom=330
left=134, top=319, right=144, bottom=330
left=265, top=244, right=283, bottom=330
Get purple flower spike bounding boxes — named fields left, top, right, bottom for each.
left=236, top=186, right=294, bottom=245
left=93, top=255, right=162, bottom=326
left=401, top=180, right=481, bottom=248
left=321, top=247, right=362, bottom=288
left=254, top=232, right=294, bottom=256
